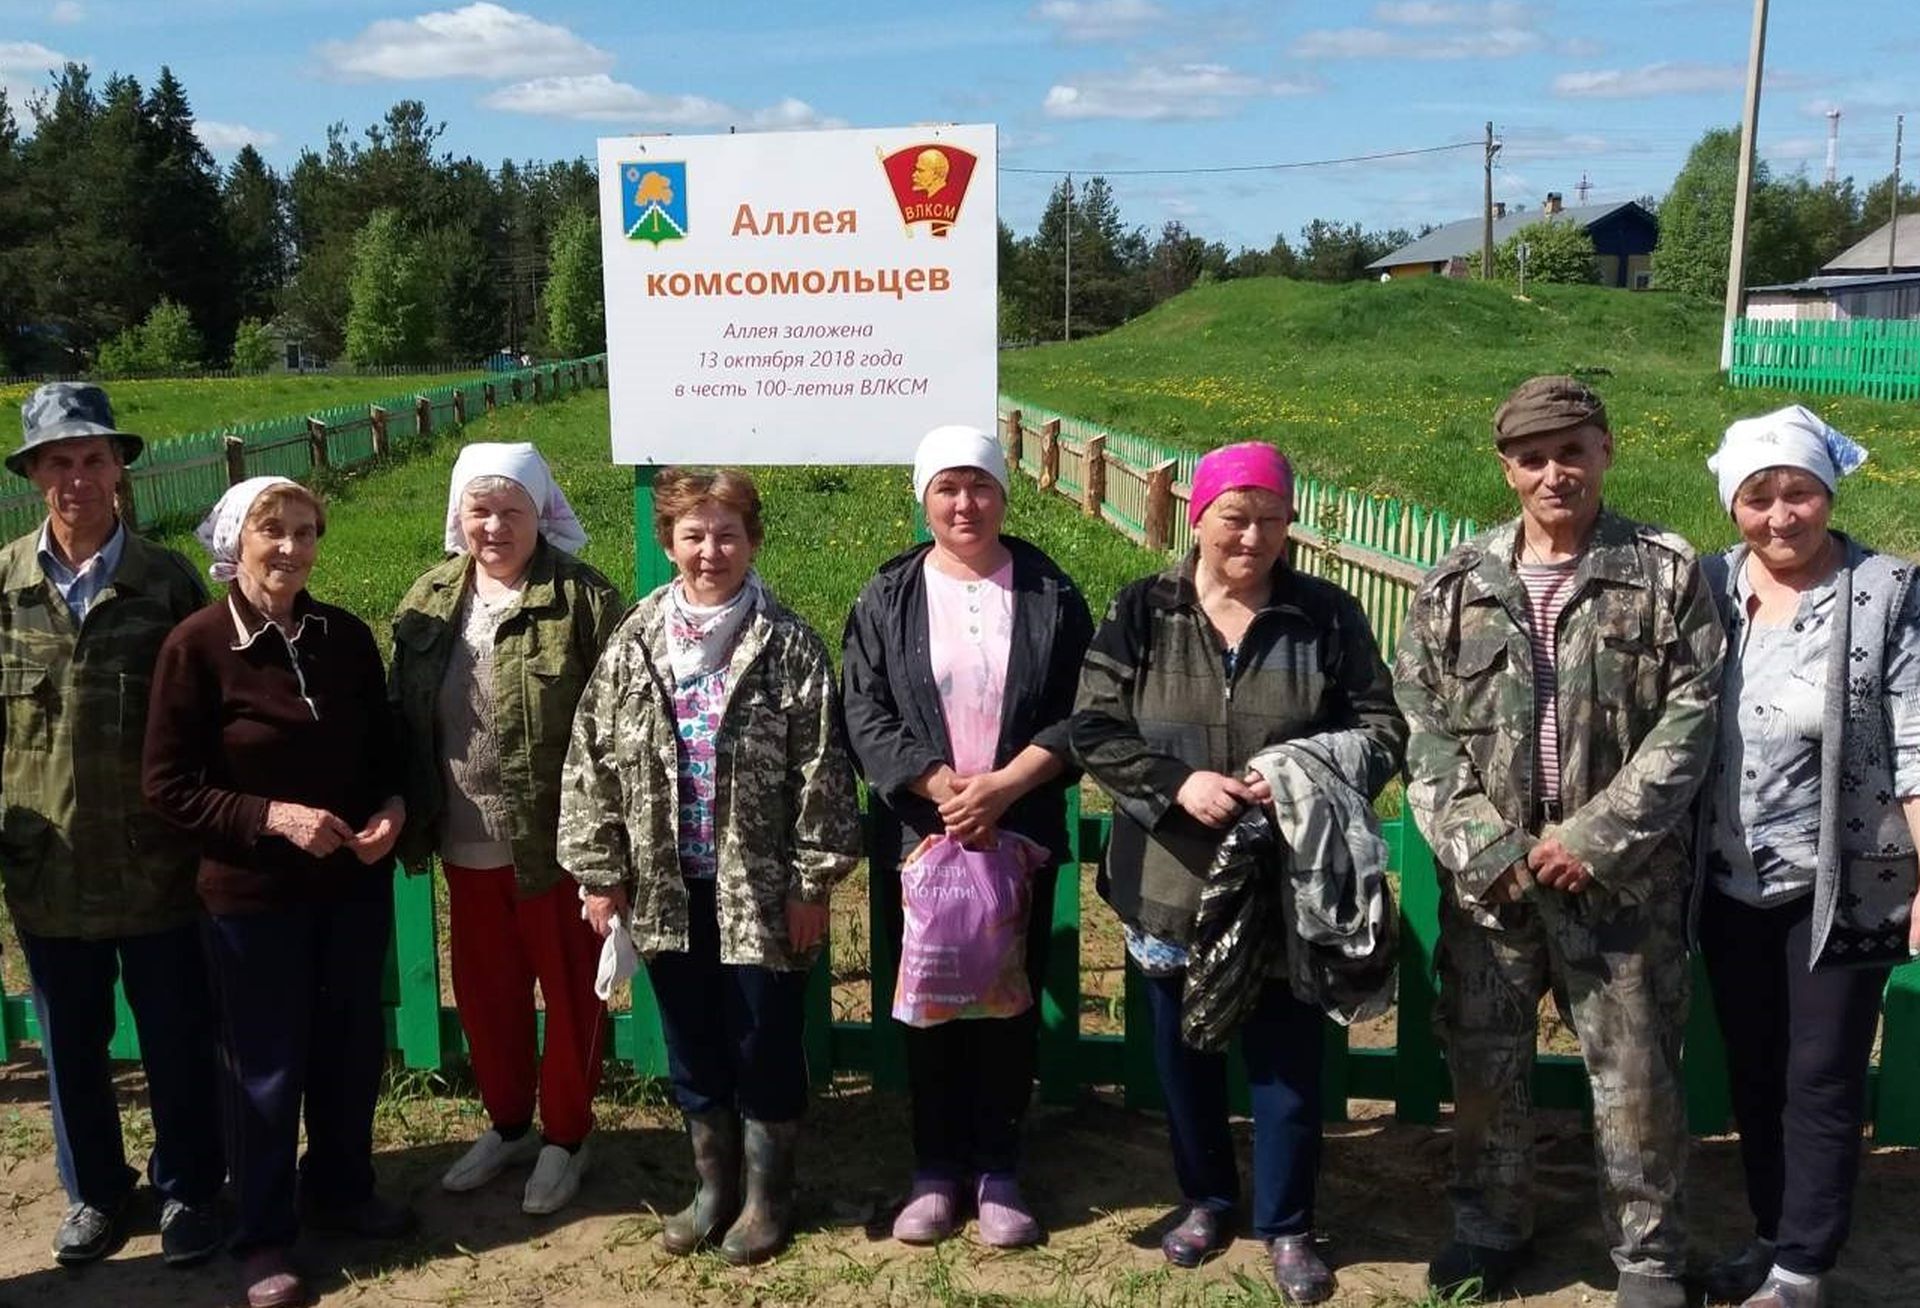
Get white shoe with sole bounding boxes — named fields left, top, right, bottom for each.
left=522, top=1142, right=588, bottom=1215
left=442, top=1129, right=542, bottom=1193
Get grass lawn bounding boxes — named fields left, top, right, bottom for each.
left=1001, top=277, right=1920, bottom=556
left=0, top=370, right=491, bottom=444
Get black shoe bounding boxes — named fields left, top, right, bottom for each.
left=1161, top=1206, right=1232, bottom=1269
left=52, top=1197, right=128, bottom=1265
left=159, top=1198, right=226, bottom=1267
left=1426, top=1239, right=1532, bottom=1299
left=1268, top=1233, right=1336, bottom=1304
left=1703, top=1239, right=1775, bottom=1304
left=301, top=1191, right=417, bottom=1240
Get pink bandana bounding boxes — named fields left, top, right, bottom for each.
left=1188, top=442, right=1294, bottom=526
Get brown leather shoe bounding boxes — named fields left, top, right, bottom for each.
left=243, top=1249, right=308, bottom=1308
left=1269, top=1234, right=1336, bottom=1304
left=1160, top=1206, right=1231, bottom=1268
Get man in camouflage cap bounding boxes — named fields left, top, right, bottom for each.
left=1393, top=375, right=1724, bottom=1307
left=0, top=384, right=222, bottom=1266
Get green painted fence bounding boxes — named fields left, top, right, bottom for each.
left=0, top=357, right=609, bottom=541
left=1729, top=317, right=1920, bottom=401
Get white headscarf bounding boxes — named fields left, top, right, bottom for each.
left=912, top=424, right=1008, bottom=503
left=1708, top=404, right=1869, bottom=511
left=196, top=476, right=297, bottom=582
left=443, top=442, right=588, bottom=555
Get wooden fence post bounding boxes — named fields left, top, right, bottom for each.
left=414, top=395, right=431, bottom=439
left=484, top=381, right=498, bottom=412
left=1003, top=408, right=1023, bottom=468
left=1083, top=433, right=1107, bottom=517
left=369, top=406, right=389, bottom=458
left=1144, top=458, right=1176, bottom=551
left=223, top=435, right=248, bottom=486
left=511, top=376, right=523, bottom=402
left=452, top=389, right=466, bottom=426
left=307, top=418, right=330, bottom=471
left=531, top=371, right=543, bottom=402
left=1039, top=419, right=1060, bottom=492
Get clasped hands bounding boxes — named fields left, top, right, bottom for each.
left=1173, top=769, right=1273, bottom=829
left=917, top=763, right=1018, bottom=849
left=264, top=797, right=405, bottom=864
left=1490, top=835, right=1594, bottom=903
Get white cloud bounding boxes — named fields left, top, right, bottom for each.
left=481, top=74, right=842, bottom=130
left=49, top=1, right=84, bottom=24
left=318, top=3, right=612, bottom=81
left=1292, top=23, right=1541, bottom=60
left=198, top=120, right=280, bottom=153
left=1372, top=1, right=1534, bottom=25
left=1552, top=62, right=1744, bottom=98
left=1043, top=62, right=1319, bottom=120
left=1031, top=0, right=1166, bottom=42
left=0, top=40, right=66, bottom=113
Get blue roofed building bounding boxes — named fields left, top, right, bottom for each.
left=1366, top=193, right=1659, bottom=288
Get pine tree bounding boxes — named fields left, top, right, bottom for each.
left=224, top=145, right=288, bottom=324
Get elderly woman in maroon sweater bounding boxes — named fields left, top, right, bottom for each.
left=144, top=476, right=410, bottom=1308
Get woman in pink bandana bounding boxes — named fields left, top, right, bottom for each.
left=1072, top=442, right=1406, bottom=1304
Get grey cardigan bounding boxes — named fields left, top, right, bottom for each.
left=1695, top=535, right=1919, bottom=969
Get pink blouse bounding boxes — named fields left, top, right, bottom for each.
left=924, top=557, right=1014, bottom=776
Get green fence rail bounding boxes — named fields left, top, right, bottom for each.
left=0, top=357, right=610, bottom=541
left=1728, top=317, right=1920, bottom=401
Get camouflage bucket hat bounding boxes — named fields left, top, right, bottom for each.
left=9, top=383, right=145, bottom=479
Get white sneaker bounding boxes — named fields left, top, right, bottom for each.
left=442, top=1128, right=542, bottom=1193
left=522, top=1142, right=588, bottom=1215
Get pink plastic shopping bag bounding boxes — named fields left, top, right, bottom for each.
left=892, top=831, right=1048, bottom=1028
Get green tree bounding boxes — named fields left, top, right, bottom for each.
left=1468, top=218, right=1600, bottom=284
left=224, top=144, right=288, bottom=324
left=424, top=227, right=506, bottom=362
left=230, top=317, right=274, bottom=372
left=542, top=207, right=604, bottom=358
left=344, top=208, right=426, bottom=366
left=1651, top=126, right=1811, bottom=296
left=94, top=297, right=202, bottom=374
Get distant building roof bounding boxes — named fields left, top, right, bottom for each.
left=1750, top=271, right=1920, bottom=295
left=1367, top=201, right=1650, bottom=270
left=1820, top=216, right=1920, bottom=273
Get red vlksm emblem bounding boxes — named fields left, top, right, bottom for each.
left=878, top=143, right=979, bottom=238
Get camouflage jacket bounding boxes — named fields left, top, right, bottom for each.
left=390, top=540, right=625, bottom=897
left=559, top=579, right=862, bottom=970
left=1394, top=508, right=1724, bottom=913
left=0, top=526, right=207, bottom=939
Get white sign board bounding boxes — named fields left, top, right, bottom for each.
left=597, top=124, right=997, bottom=465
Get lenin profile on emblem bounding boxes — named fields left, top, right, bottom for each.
left=879, top=143, right=979, bottom=238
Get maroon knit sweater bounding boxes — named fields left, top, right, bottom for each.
left=142, top=587, right=401, bottom=914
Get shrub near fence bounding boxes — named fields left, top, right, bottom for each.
left=0, top=356, right=609, bottom=540
left=1729, top=317, right=1920, bottom=401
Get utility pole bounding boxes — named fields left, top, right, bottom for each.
left=1720, top=0, right=1768, bottom=372
left=1576, top=172, right=1592, bottom=205
left=1890, top=115, right=1905, bottom=274
left=1824, top=108, right=1841, bottom=186
left=1063, top=173, right=1074, bottom=342
left=1482, top=121, right=1499, bottom=279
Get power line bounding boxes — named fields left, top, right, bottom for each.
left=1001, top=138, right=1482, bottom=178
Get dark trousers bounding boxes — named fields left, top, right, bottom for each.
left=203, top=884, right=393, bottom=1254
left=1141, top=968, right=1324, bottom=1239
left=19, top=922, right=224, bottom=1211
left=889, top=863, right=1059, bottom=1179
left=647, top=879, right=809, bottom=1123
left=1699, top=887, right=1890, bottom=1276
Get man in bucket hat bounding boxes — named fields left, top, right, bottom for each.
left=1392, top=376, right=1724, bottom=1307
left=0, top=383, right=223, bottom=1266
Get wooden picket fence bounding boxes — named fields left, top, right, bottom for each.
left=1728, top=317, right=1920, bottom=401
left=0, top=357, right=609, bottom=541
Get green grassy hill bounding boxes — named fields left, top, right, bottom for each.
left=1001, top=277, right=1920, bottom=554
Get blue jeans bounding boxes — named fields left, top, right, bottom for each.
left=203, top=882, right=392, bottom=1254
left=647, top=879, right=809, bottom=1122
left=20, top=922, right=224, bottom=1210
left=1142, top=967, right=1324, bottom=1239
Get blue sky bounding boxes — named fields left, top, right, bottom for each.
left=2, top=0, right=1914, bottom=250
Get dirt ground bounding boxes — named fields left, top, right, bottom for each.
left=0, top=1060, right=1914, bottom=1308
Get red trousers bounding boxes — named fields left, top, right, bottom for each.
left=445, top=866, right=606, bottom=1146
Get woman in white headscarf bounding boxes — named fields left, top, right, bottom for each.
left=1695, top=406, right=1920, bottom=1308
left=389, top=443, right=625, bottom=1216
left=144, top=477, right=411, bottom=1308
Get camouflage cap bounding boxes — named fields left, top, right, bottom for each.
left=9, top=383, right=144, bottom=478
left=1492, top=375, right=1608, bottom=446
